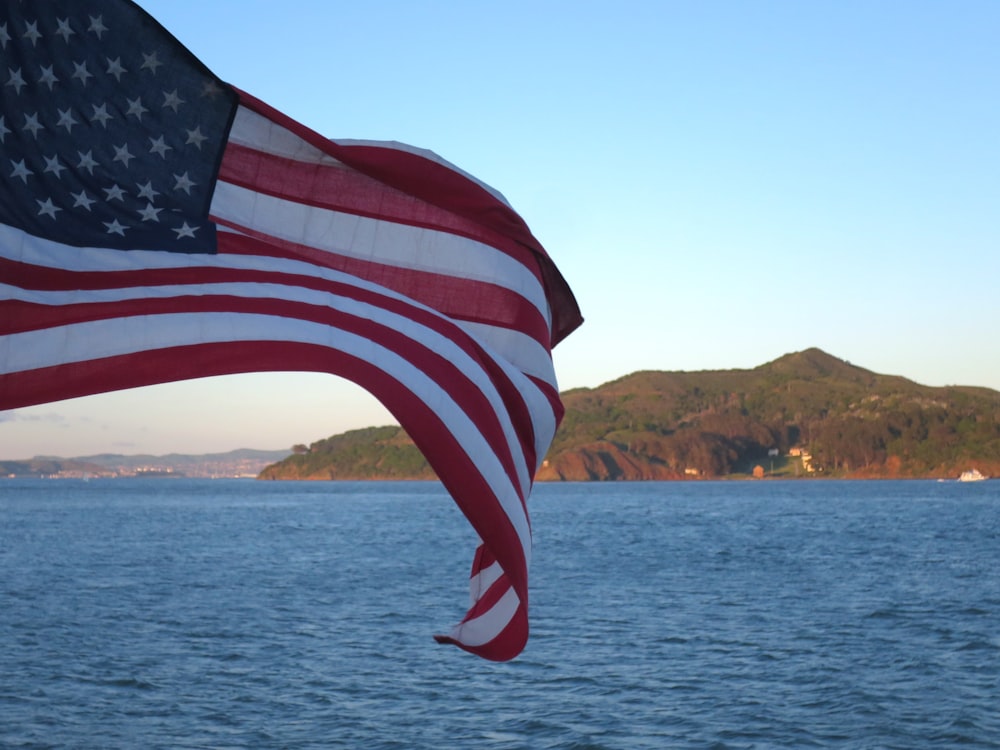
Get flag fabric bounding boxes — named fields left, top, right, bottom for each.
left=0, top=0, right=581, bottom=661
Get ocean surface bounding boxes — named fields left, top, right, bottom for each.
left=1, top=478, right=998, bottom=749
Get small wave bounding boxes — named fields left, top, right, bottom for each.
left=957, top=639, right=996, bottom=652
left=959, top=606, right=991, bottom=616
left=656, top=635, right=690, bottom=645
left=101, top=677, right=158, bottom=690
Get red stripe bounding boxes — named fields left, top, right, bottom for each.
left=530, top=373, right=566, bottom=430
left=472, top=543, right=498, bottom=572
left=475, top=350, right=537, bottom=507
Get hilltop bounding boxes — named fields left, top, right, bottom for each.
left=259, top=349, right=1000, bottom=481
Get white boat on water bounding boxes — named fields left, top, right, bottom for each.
left=958, top=469, right=988, bottom=482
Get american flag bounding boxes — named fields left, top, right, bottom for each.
left=0, top=0, right=581, bottom=661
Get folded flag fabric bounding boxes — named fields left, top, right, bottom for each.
left=0, top=0, right=581, bottom=660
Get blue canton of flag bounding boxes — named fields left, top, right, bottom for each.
left=0, top=0, right=237, bottom=253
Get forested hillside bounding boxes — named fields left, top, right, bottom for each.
left=260, top=349, right=1000, bottom=481
left=258, top=426, right=435, bottom=480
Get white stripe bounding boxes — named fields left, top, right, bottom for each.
left=459, top=320, right=556, bottom=384
left=210, top=180, right=550, bottom=324
left=3, top=312, right=534, bottom=560
left=447, top=587, right=521, bottom=648
left=469, top=560, right=505, bottom=606
left=227, top=104, right=345, bottom=165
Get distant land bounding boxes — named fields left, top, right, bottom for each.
left=6, top=349, right=999, bottom=482
left=259, top=349, right=1000, bottom=482
left=1, top=449, right=288, bottom=479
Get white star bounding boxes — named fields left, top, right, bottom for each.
left=38, top=65, right=59, bottom=91
left=138, top=203, right=163, bottom=222
left=43, top=155, right=66, bottom=178
left=104, top=184, right=126, bottom=202
left=77, top=150, right=98, bottom=174
left=57, top=108, right=78, bottom=133
left=10, top=159, right=31, bottom=183
left=89, top=15, right=108, bottom=39
left=173, top=172, right=196, bottom=194
left=55, top=18, right=75, bottom=43
left=185, top=126, right=208, bottom=150
left=149, top=135, right=171, bottom=158
left=72, top=190, right=96, bottom=210
left=7, top=67, right=26, bottom=94
left=36, top=198, right=61, bottom=220
left=22, top=21, right=42, bottom=46
left=137, top=181, right=159, bottom=201
left=113, top=144, right=135, bottom=167
left=126, top=97, right=148, bottom=120
left=0, top=116, right=8, bottom=143
left=162, top=89, right=185, bottom=112
left=106, top=57, right=127, bottom=82
left=141, top=51, right=163, bottom=74
left=104, top=219, right=128, bottom=236
left=173, top=222, right=198, bottom=239
left=201, top=80, right=224, bottom=98
left=0, top=23, right=10, bottom=49
left=22, top=113, right=43, bottom=138
left=71, top=61, right=93, bottom=85
left=90, top=103, right=113, bottom=127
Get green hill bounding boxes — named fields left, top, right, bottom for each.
left=259, top=349, right=1000, bottom=481
left=259, top=425, right=435, bottom=480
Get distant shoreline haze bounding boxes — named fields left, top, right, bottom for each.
left=0, top=449, right=288, bottom=480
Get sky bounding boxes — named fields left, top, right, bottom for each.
left=2, top=0, right=999, bottom=459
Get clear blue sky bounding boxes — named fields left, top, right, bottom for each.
left=3, top=1, right=998, bottom=459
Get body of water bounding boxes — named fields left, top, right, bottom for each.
left=1, top=478, right=998, bottom=748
